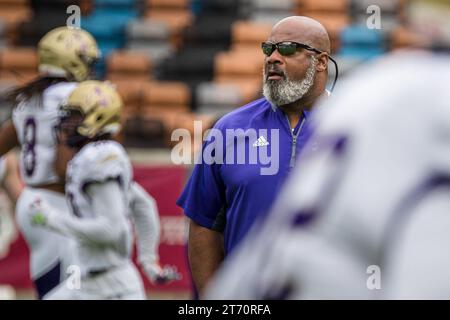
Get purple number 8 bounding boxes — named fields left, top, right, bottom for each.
left=23, top=117, right=37, bottom=177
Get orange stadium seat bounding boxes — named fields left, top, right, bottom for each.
left=214, top=50, right=264, bottom=80
left=140, top=81, right=191, bottom=145
left=110, top=79, right=145, bottom=147
left=0, top=7, right=31, bottom=26
left=144, top=0, right=193, bottom=40
left=0, top=0, right=28, bottom=4
left=0, top=0, right=31, bottom=45
left=231, top=20, right=272, bottom=52
left=296, top=0, right=349, bottom=12
left=141, top=81, right=190, bottom=115
left=106, top=50, right=153, bottom=81
left=0, top=48, right=37, bottom=83
left=144, top=9, right=193, bottom=47
left=214, top=50, right=263, bottom=103
left=0, top=0, right=31, bottom=25
left=389, top=26, right=422, bottom=50
left=146, top=0, right=190, bottom=9
left=110, top=79, right=143, bottom=119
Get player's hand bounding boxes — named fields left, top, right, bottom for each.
left=29, top=198, right=51, bottom=226
left=142, top=262, right=182, bottom=285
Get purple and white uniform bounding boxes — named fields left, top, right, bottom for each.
left=12, top=82, right=77, bottom=298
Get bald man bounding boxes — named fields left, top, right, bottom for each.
left=263, top=16, right=331, bottom=128
left=177, top=16, right=334, bottom=297
left=207, top=0, right=450, bottom=300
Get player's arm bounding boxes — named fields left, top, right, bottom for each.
left=130, top=182, right=160, bottom=264
left=188, top=219, right=224, bottom=297
left=130, top=182, right=181, bottom=284
left=2, top=152, right=23, bottom=205
left=32, top=180, right=128, bottom=246
left=130, top=183, right=161, bottom=273
left=0, top=121, right=19, bottom=157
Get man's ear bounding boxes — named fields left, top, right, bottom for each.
left=316, top=53, right=329, bottom=72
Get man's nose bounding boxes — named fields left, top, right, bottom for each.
left=266, top=49, right=284, bottom=65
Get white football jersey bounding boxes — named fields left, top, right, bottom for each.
left=207, top=52, right=450, bottom=299
left=65, top=140, right=134, bottom=272
left=12, top=82, right=78, bottom=186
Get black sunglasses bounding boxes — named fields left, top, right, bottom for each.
left=261, top=41, right=323, bottom=56
left=261, top=41, right=340, bottom=92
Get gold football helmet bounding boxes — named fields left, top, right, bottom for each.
left=38, top=27, right=100, bottom=81
left=61, top=81, right=123, bottom=141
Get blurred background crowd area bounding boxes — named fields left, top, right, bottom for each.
left=0, top=0, right=415, bottom=152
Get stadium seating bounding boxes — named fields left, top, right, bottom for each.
left=0, top=0, right=413, bottom=148
left=196, top=82, right=249, bottom=116
left=230, top=20, right=272, bottom=52
left=81, top=0, right=139, bottom=77
left=113, top=79, right=143, bottom=118
left=213, top=49, right=262, bottom=100
left=106, top=50, right=153, bottom=81
left=125, top=19, right=173, bottom=63
left=0, top=48, right=37, bottom=84
left=247, top=0, right=295, bottom=25
left=144, top=0, right=193, bottom=47
left=192, top=19, right=268, bottom=115
left=389, top=25, right=421, bottom=50
left=16, top=0, right=92, bottom=47
left=0, top=0, right=31, bottom=28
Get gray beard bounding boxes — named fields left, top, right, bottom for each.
left=263, top=56, right=317, bottom=107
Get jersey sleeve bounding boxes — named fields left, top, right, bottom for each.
left=129, top=181, right=160, bottom=265
left=46, top=180, right=129, bottom=246
left=176, top=124, right=227, bottom=231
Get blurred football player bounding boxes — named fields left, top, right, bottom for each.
left=28, top=81, right=141, bottom=299
left=52, top=95, right=182, bottom=292
left=0, top=26, right=177, bottom=299
left=0, top=152, right=23, bottom=259
left=0, top=26, right=100, bottom=299
left=206, top=0, right=450, bottom=299
left=128, top=181, right=182, bottom=287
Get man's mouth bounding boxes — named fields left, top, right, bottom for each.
left=266, top=70, right=285, bottom=81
